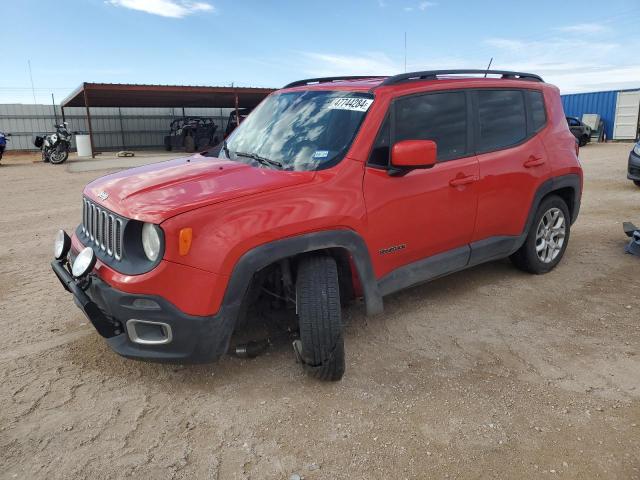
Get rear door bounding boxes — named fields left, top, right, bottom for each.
left=470, top=89, right=551, bottom=260
left=363, top=90, right=479, bottom=281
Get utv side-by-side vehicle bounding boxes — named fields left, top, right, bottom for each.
left=164, top=117, right=220, bottom=153
left=52, top=70, right=582, bottom=381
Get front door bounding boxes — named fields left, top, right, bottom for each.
left=363, top=90, right=479, bottom=287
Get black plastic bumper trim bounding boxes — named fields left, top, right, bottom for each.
left=52, top=259, right=236, bottom=363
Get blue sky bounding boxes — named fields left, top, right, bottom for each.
left=2, top=0, right=639, bottom=103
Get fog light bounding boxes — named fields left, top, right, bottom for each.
left=131, top=298, right=161, bottom=310
left=54, top=229, right=71, bottom=260
left=72, top=247, right=96, bottom=278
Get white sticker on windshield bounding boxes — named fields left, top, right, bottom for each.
left=327, top=97, right=373, bottom=112
left=312, top=150, right=329, bottom=159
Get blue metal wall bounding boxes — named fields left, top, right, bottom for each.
left=561, top=91, right=618, bottom=140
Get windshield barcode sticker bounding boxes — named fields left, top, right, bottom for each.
left=327, top=97, right=373, bottom=112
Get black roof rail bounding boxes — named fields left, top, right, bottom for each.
left=378, top=69, right=543, bottom=87
left=283, top=76, right=383, bottom=89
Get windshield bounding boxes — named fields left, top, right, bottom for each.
left=218, top=90, right=373, bottom=171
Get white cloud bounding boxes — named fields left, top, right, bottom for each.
left=418, top=1, right=437, bottom=9
left=299, top=52, right=400, bottom=77
left=482, top=35, right=638, bottom=93
left=485, top=38, right=526, bottom=52
left=293, top=51, right=470, bottom=80
left=403, top=1, right=437, bottom=12
left=557, top=23, right=608, bottom=34
left=106, top=0, right=214, bottom=18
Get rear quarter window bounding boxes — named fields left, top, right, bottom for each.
left=527, top=90, right=547, bottom=132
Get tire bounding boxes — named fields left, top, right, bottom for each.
left=579, top=135, right=589, bottom=147
left=184, top=135, right=195, bottom=153
left=510, top=195, right=571, bottom=274
left=295, top=255, right=345, bottom=381
left=634, top=180, right=640, bottom=187
left=49, top=149, right=68, bottom=164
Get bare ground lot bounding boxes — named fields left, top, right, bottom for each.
left=0, top=144, right=639, bottom=479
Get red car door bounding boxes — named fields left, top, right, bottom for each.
left=471, top=89, right=551, bottom=253
left=363, top=90, right=479, bottom=288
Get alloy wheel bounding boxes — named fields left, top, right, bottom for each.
left=535, top=207, right=566, bottom=263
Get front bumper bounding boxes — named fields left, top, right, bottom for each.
left=52, top=259, right=238, bottom=363
left=628, top=150, right=640, bottom=181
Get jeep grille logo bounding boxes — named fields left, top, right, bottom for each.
left=97, top=191, right=109, bottom=201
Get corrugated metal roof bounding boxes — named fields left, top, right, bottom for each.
left=561, top=91, right=618, bottom=140
left=61, top=83, right=276, bottom=109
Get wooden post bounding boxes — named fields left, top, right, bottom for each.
left=82, top=83, right=96, bottom=158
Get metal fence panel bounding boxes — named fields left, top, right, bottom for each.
left=0, top=104, right=233, bottom=151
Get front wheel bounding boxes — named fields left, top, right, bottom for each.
left=49, top=146, right=69, bottom=164
left=634, top=180, right=640, bottom=187
left=579, top=135, right=589, bottom=147
left=510, top=195, right=571, bottom=274
left=294, top=255, right=345, bottom=381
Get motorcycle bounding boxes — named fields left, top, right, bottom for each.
left=34, top=122, right=72, bottom=164
left=0, top=131, right=11, bottom=163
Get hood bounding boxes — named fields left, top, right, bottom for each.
left=84, top=154, right=314, bottom=223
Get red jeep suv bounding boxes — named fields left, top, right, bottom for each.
left=52, top=70, right=582, bottom=381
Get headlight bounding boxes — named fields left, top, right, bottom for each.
left=53, top=229, right=71, bottom=260
left=633, top=143, right=640, bottom=156
left=72, top=246, right=96, bottom=278
left=141, top=223, right=161, bottom=262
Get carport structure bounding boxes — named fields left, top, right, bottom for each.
left=61, top=83, right=275, bottom=157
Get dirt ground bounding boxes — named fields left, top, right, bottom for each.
left=1, top=143, right=639, bottom=479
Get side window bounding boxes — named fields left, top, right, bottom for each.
left=394, top=91, right=467, bottom=161
left=477, top=90, right=527, bottom=152
left=527, top=90, right=547, bottom=132
left=567, top=117, right=579, bottom=127
left=368, top=116, right=390, bottom=167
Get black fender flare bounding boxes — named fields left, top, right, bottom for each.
left=524, top=173, right=581, bottom=230
left=510, top=173, right=581, bottom=254
left=220, top=229, right=384, bottom=321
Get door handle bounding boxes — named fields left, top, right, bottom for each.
left=524, top=155, right=545, bottom=168
left=449, top=175, right=477, bottom=187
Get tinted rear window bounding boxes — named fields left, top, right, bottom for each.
left=477, top=90, right=526, bottom=152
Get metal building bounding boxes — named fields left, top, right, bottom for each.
left=561, top=88, right=640, bottom=141
left=0, top=83, right=275, bottom=154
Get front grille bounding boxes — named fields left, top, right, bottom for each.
left=81, top=198, right=124, bottom=260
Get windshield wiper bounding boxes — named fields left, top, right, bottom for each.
left=234, top=150, right=283, bottom=169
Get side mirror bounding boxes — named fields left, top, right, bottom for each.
left=391, top=140, right=437, bottom=172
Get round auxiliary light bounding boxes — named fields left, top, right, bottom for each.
left=54, top=229, right=72, bottom=260
left=72, top=247, right=97, bottom=278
